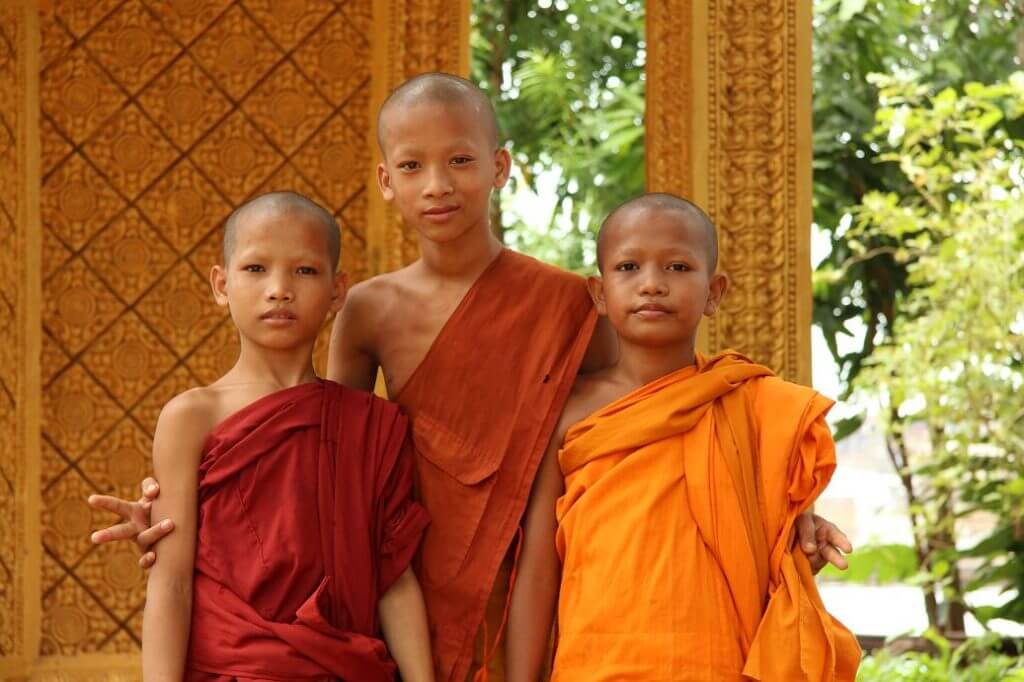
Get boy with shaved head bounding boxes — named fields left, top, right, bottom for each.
left=140, top=191, right=432, bottom=681
left=91, top=77, right=853, bottom=682
left=523, top=193, right=860, bottom=680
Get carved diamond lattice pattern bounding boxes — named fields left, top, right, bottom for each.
left=39, top=0, right=371, bottom=655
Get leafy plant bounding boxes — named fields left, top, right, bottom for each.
left=851, top=72, right=1024, bottom=632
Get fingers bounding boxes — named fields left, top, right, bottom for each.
left=808, top=552, right=828, bottom=574
left=794, top=511, right=818, bottom=554
left=815, top=515, right=854, bottom=553
left=140, top=478, right=160, bottom=501
left=87, top=494, right=135, bottom=520
left=138, top=551, right=156, bottom=570
left=820, top=543, right=849, bottom=571
left=90, top=521, right=140, bottom=545
left=136, top=519, right=173, bottom=552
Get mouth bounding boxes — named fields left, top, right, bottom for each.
left=260, top=309, right=297, bottom=324
left=422, top=205, right=460, bottom=222
left=632, top=303, right=672, bottom=318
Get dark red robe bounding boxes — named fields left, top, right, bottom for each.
left=185, top=381, right=429, bottom=681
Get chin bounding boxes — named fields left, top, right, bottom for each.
left=621, top=326, right=691, bottom=348
left=417, top=216, right=485, bottom=243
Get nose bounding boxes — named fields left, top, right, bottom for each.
left=266, top=274, right=294, bottom=302
left=423, top=164, right=454, bottom=198
left=638, top=272, right=668, bottom=297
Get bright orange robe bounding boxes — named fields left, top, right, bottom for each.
left=396, top=249, right=596, bottom=682
left=554, top=352, right=861, bottom=681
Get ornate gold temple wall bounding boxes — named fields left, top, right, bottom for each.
left=2, top=0, right=808, bottom=678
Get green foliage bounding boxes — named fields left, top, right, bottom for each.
left=857, top=632, right=1024, bottom=681
left=812, top=0, right=1022, bottom=394
left=819, top=543, right=919, bottom=583
left=852, top=72, right=1024, bottom=627
left=471, top=0, right=645, bottom=271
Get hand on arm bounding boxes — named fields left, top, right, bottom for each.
left=378, top=567, right=434, bottom=682
left=89, top=477, right=173, bottom=569
left=141, top=395, right=208, bottom=681
left=795, top=511, right=853, bottom=572
left=505, top=425, right=566, bottom=682
left=327, top=281, right=381, bottom=391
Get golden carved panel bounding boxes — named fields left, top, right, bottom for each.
left=646, top=0, right=812, bottom=384
left=35, top=0, right=375, bottom=665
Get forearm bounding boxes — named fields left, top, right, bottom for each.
left=142, top=576, right=193, bottom=681
left=379, top=568, right=434, bottom=682
left=505, top=545, right=560, bottom=682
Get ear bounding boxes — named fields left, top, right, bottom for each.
left=329, top=270, right=349, bottom=314
left=376, top=162, right=395, bottom=201
left=586, top=275, right=609, bottom=317
left=493, top=147, right=512, bottom=190
left=704, top=272, right=729, bottom=316
left=210, top=264, right=229, bottom=308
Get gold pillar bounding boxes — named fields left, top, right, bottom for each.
left=1, top=1, right=41, bottom=677
left=647, top=0, right=813, bottom=384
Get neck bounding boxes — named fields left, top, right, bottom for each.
left=229, top=338, right=319, bottom=388
left=417, top=223, right=504, bottom=281
left=611, top=337, right=698, bottom=389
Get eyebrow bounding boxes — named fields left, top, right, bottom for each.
left=613, top=245, right=700, bottom=258
left=390, top=140, right=485, bottom=155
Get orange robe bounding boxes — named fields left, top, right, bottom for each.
left=554, top=352, right=861, bottom=681
left=396, top=249, right=596, bottom=682
left=187, top=382, right=429, bottom=681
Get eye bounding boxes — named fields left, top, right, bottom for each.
left=615, top=262, right=638, bottom=272
left=297, top=266, right=317, bottom=275
left=243, top=264, right=265, bottom=273
left=668, top=263, right=690, bottom=272
left=398, top=160, right=420, bottom=171
left=451, top=155, right=474, bottom=166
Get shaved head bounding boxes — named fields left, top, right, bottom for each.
left=223, top=191, right=341, bottom=270
left=377, top=72, right=500, bottom=154
left=597, top=193, right=718, bottom=273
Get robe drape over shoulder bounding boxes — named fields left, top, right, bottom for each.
left=396, top=249, right=597, bottom=682
left=186, top=381, right=430, bottom=681
left=553, top=352, right=861, bottom=682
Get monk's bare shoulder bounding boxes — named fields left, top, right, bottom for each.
left=343, top=265, right=423, bottom=336
left=159, top=387, right=218, bottom=429
left=551, top=370, right=624, bottom=447
left=153, top=387, right=220, bottom=465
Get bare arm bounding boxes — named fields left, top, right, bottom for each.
left=506, top=422, right=567, bottom=682
left=378, top=567, right=434, bottom=682
left=142, top=395, right=208, bottom=681
left=327, top=281, right=381, bottom=391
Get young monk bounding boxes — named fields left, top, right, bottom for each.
left=140, top=191, right=432, bottom=681
left=520, top=193, right=861, bottom=680
left=90, top=75, right=853, bottom=682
